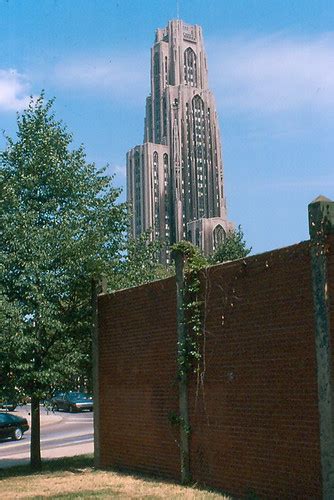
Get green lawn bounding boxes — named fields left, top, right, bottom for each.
left=0, top=455, right=232, bottom=499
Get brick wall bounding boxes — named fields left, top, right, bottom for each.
left=96, top=239, right=334, bottom=497
left=188, top=242, right=321, bottom=498
left=97, top=277, right=180, bottom=479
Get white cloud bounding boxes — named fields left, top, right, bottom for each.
left=207, top=32, right=334, bottom=113
left=0, top=69, right=33, bottom=111
left=54, top=52, right=149, bottom=103
left=51, top=33, right=334, bottom=115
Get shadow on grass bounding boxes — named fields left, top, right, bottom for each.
left=0, top=455, right=237, bottom=499
left=0, top=454, right=94, bottom=479
left=99, top=465, right=236, bottom=499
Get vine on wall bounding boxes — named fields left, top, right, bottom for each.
left=171, top=241, right=207, bottom=377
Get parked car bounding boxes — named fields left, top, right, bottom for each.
left=0, top=402, right=17, bottom=412
left=0, top=412, right=29, bottom=440
left=51, top=392, right=93, bottom=412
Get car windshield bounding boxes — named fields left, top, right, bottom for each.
left=67, top=392, right=90, bottom=401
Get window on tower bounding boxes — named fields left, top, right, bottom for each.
left=213, top=224, right=225, bottom=250
left=165, top=56, right=168, bottom=84
left=153, top=152, right=160, bottom=237
left=196, top=228, right=200, bottom=246
left=134, top=151, right=141, bottom=235
left=154, top=52, right=161, bottom=142
left=192, top=95, right=208, bottom=217
left=163, top=153, right=170, bottom=240
left=184, top=47, right=197, bottom=87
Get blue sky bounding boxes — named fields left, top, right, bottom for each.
left=1, top=0, right=333, bottom=254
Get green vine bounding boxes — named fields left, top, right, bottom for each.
left=168, top=411, right=192, bottom=435
left=171, top=241, right=207, bottom=377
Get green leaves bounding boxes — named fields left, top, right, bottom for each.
left=110, top=230, right=173, bottom=291
left=1, top=94, right=127, bottom=399
left=172, top=241, right=207, bottom=376
left=210, top=225, right=251, bottom=264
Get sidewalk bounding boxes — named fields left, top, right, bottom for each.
left=14, top=405, right=63, bottom=428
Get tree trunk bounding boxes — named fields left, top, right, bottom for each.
left=30, top=396, right=41, bottom=470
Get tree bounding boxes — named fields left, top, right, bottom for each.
left=0, top=95, right=127, bottom=469
left=210, top=226, right=251, bottom=264
left=110, top=230, right=173, bottom=291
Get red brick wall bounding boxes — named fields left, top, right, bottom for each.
left=97, top=277, right=180, bottom=479
left=189, top=242, right=321, bottom=498
left=97, top=241, right=328, bottom=497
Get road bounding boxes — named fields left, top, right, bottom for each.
left=0, top=405, right=94, bottom=468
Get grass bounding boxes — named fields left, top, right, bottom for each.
left=0, top=455, right=232, bottom=499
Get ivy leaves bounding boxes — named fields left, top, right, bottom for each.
left=172, top=242, right=206, bottom=376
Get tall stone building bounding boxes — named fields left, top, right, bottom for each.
left=127, top=19, right=233, bottom=262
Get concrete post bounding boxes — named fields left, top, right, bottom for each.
left=308, top=196, right=334, bottom=499
left=92, top=275, right=107, bottom=468
left=173, top=250, right=191, bottom=484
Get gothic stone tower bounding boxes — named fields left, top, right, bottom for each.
left=127, top=19, right=233, bottom=262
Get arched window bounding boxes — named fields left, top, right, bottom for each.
left=153, top=152, right=160, bottom=237
left=164, top=56, right=168, bottom=85
left=192, top=95, right=206, bottom=217
left=184, top=48, right=197, bottom=87
left=163, top=154, right=170, bottom=240
left=213, top=224, right=225, bottom=250
left=195, top=227, right=200, bottom=246
left=134, top=151, right=141, bottom=235
left=162, top=95, right=167, bottom=137
left=154, top=52, right=161, bottom=142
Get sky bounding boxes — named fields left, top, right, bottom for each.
left=1, top=0, right=333, bottom=255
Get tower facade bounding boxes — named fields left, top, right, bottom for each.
left=127, top=19, right=233, bottom=262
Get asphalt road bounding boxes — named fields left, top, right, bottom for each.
left=0, top=405, right=94, bottom=468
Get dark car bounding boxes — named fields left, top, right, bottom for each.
left=51, top=392, right=93, bottom=412
left=0, top=412, right=29, bottom=440
left=0, top=402, right=17, bottom=412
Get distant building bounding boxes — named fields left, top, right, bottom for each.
left=127, top=19, right=233, bottom=262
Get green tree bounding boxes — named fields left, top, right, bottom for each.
left=0, top=95, right=127, bottom=469
left=210, top=225, right=251, bottom=264
left=110, top=230, right=173, bottom=291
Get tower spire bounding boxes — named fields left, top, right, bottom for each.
left=126, top=20, right=233, bottom=261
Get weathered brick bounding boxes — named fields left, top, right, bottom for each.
left=97, top=240, right=333, bottom=498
